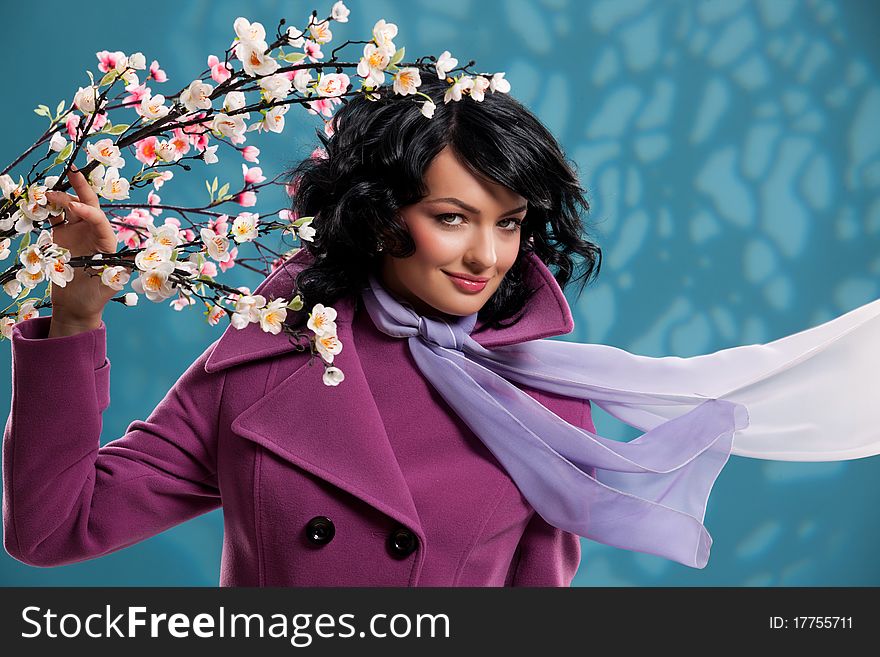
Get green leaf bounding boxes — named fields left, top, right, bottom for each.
left=286, top=294, right=304, bottom=311
left=390, top=47, right=405, bottom=66
left=217, top=182, right=230, bottom=199
left=33, top=105, right=50, bottom=117
left=86, top=70, right=95, bottom=85
left=99, top=70, right=118, bottom=87
left=53, top=141, right=74, bottom=165
left=18, top=232, right=31, bottom=251
left=280, top=52, right=307, bottom=64
left=106, top=123, right=129, bottom=135
left=211, top=177, right=218, bottom=194
left=205, top=179, right=213, bottom=198
left=55, top=99, right=65, bottom=116
left=293, top=215, right=313, bottom=227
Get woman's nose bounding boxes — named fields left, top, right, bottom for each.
left=463, top=226, right=498, bottom=270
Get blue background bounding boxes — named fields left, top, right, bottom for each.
left=1, top=0, right=878, bottom=586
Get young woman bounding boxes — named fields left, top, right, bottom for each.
left=3, top=77, right=878, bottom=586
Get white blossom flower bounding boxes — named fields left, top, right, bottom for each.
left=0, top=237, right=10, bottom=260
left=315, top=332, right=343, bottom=363
left=149, top=222, right=183, bottom=249
left=420, top=99, right=436, bottom=118
left=0, top=174, right=23, bottom=199
left=236, top=41, right=280, bottom=77
left=470, top=75, right=491, bottom=102
left=131, top=262, right=176, bottom=301
left=86, top=138, right=125, bottom=168
left=100, top=265, right=131, bottom=291
left=372, top=19, right=398, bottom=55
left=128, top=52, right=146, bottom=70
left=140, top=94, right=170, bottom=120
left=435, top=51, right=458, bottom=79
left=259, top=73, right=292, bottom=101
left=74, top=85, right=100, bottom=114
left=135, top=243, right=173, bottom=271
left=231, top=292, right=266, bottom=329
left=17, top=300, right=40, bottom=322
left=88, top=164, right=106, bottom=191
left=49, top=132, right=67, bottom=152
left=444, top=75, right=474, bottom=103
left=331, top=1, right=350, bottom=22
left=233, top=17, right=266, bottom=44
left=231, top=212, right=259, bottom=243
left=393, top=68, right=421, bottom=96
left=212, top=113, right=249, bottom=144
left=1, top=317, right=16, bottom=339
left=297, top=219, right=316, bottom=242
left=155, top=139, right=180, bottom=163
left=264, top=105, right=289, bottom=133
left=223, top=90, right=247, bottom=112
left=100, top=167, right=130, bottom=200
left=206, top=304, right=227, bottom=325
left=309, top=20, right=333, bottom=45
left=293, top=69, right=313, bottom=94
left=3, top=278, right=21, bottom=298
left=322, top=366, right=345, bottom=386
left=180, top=79, right=214, bottom=112
left=43, top=257, right=75, bottom=288
left=124, top=292, right=139, bottom=306
left=489, top=72, right=511, bottom=93
left=15, top=267, right=44, bottom=290
left=200, top=227, right=233, bottom=263
left=258, top=298, right=288, bottom=334
left=19, top=244, right=44, bottom=274
left=286, top=26, right=304, bottom=48
left=203, top=144, right=219, bottom=164
left=316, top=73, right=350, bottom=97
left=307, top=303, right=337, bottom=336
left=356, top=43, right=390, bottom=86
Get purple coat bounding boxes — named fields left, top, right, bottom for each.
left=3, top=250, right=594, bottom=586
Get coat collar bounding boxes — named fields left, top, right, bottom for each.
left=204, top=247, right=574, bottom=373
left=208, top=249, right=574, bottom=546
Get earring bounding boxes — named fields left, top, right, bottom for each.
left=376, top=239, right=385, bottom=252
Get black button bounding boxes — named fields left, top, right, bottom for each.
left=387, top=527, right=418, bottom=558
left=305, top=516, right=335, bottom=546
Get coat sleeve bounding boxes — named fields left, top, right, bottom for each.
left=2, top=316, right=225, bottom=567
left=508, top=399, right=594, bottom=587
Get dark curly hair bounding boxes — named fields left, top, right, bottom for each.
left=286, top=75, right=602, bottom=329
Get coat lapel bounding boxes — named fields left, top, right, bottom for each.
left=204, top=248, right=575, bottom=534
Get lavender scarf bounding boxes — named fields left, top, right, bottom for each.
left=361, top=272, right=880, bottom=568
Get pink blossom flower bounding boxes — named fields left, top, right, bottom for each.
left=125, top=82, right=151, bottom=108
left=242, top=164, right=266, bottom=184
left=170, top=128, right=191, bottom=158
left=310, top=147, right=328, bottom=160
left=207, top=215, right=229, bottom=235
left=199, top=260, right=218, bottom=277
left=135, top=136, right=159, bottom=166
left=307, top=98, right=337, bottom=117
left=162, top=217, right=196, bottom=243
left=65, top=114, right=81, bottom=140
left=208, top=54, right=233, bottom=83
left=236, top=191, right=257, bottom=207
left=96, top=50, right=126, bottom=73
left=152, top=170, right=174, bottom=190
left=286, top=177, right=300, bottom=197
left=147, top=190, right=162, bottom=216
left=219, top=246, right=238, bottom=272
left=303, top=40, right=323, bottom=62
left=323, top=120, right=335, bottom=137
left=149, top=60, right=167, bottom=82
left=242, top=146, right=260, bottom=163
left=279, top=208, right=298, bottom=222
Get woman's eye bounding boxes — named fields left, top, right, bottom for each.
left=498, top=218, right=523, bottom=231
left=437, top=213, right=465, bottom=227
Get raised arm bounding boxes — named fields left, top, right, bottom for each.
left=3, top=317, right=225, bottom=566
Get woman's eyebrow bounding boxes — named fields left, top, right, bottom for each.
left=425, top=197, right=528, bottom=216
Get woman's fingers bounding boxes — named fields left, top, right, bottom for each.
left=66, top=165, right=101, bottom=208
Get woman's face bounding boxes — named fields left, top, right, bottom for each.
left=380, top=146, right=527, bottom=319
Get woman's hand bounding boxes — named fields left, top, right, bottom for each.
left=44, top=165, right=127, bottom=336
